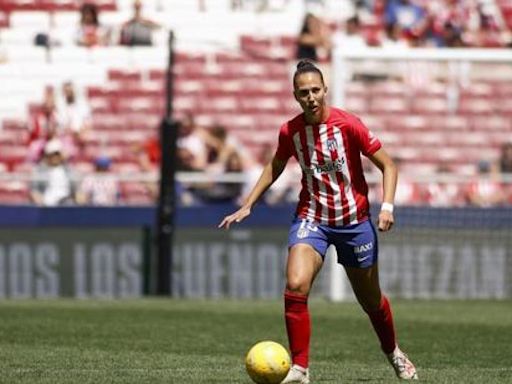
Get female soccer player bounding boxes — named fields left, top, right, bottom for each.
left=219, top=60, right=417, bottom=383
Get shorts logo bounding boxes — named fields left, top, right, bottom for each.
left=354, top=242, right=373, bottom=254
left=357, top=254, right=371, bottom=263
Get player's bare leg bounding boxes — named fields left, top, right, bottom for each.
left=345, top=265, right=418, bottom=380
left=281, top=244, right=322, bottom=384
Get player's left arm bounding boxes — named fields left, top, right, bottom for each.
left=368, top=148, right=397, bottom=232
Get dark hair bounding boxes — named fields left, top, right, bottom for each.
left=293, top=59, right=325, bottom=87
left=80, top=3, right=99, bottom=26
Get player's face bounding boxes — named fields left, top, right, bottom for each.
left=294, top=72, right=328, bottom=124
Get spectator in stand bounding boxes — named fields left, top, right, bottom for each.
left=498, top=142, right=512, bottom=174
left=466, top=160, right=506, bottom=207
left=176, top=113, right=209, bottom=171
left=385, top=0, right=427, bottom=35
left=120, top=0, right=160, bottom=46
left=296, top=12, right=332, bottom=62
left=498, top=143, right=512, bottom=204
left=27, top=87, right=60, bottom=162
left=246, top=142, right=301, bottom=205
left=371, top=158, right=421, bottom=205
left=76, top=2, right=110, bottom=47
left=187, top=125, right=243, bottom=203
left=196, top=150, right=245, bottom=203
left=76, top=156, right=120, bottom=205
left=136, top=114, right=209, bottom=173
left=471, top=2, right=510, bottom=47
left=429, top=0, right=472, bottom=47
left=384, top=0, right=429, bottom=46
left=425, top=163, right=463, bottom=207
left=30, top=139, right=75, bottom=206
left=333, top=15, right=368, bottom=50
left=381, top=22, right=409, bottom=48
left=56, top=81, right=91, bottom=159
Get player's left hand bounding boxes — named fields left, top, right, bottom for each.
left=377, top=210, right=394, bottom=232
left=218, top=206, right=251, bottom=229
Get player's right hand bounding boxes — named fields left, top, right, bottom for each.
left=218, top=206, right=251, bottom=229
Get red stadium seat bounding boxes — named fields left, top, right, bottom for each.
left=120, top=182, right=153, bottom=205
left=0, top=10, right=9, bottom=28
left=371, top=81, right=408, bottom=97
left=108, top=69, right=142, bottom=82
left=370, top=97, right=409, bottom=114
left=412, top=97, right=449, bottom=115
left=458, top=98, right=495, bottom=115
left=345, top=97, right=368, bottom=114
left=0, top=145, right=27, bottom=170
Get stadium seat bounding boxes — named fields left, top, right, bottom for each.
left=0, top=10, right=10, bottom=28
left=108, top=69, right=143, bottom=82
left=458, top=98, right=495, bottom=115
left=370, top=97, right=409, bottom=114
left=0, top=144, right=27, bottom=169
left=412, top=97, right=449, bottom=115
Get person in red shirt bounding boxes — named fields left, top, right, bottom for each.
left=219, top=60, right=417, bottom=383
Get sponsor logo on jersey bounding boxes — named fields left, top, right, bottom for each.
left=306, top=158, right=345, bottom=175
left=354, top=242, right=373, bottom=254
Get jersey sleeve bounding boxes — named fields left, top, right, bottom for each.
left=351, top=116, right=382, bottom=156
left=275, top=123, right=293, bottom=161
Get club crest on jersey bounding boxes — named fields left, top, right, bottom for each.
left=327, top=138, right=338, bottom=152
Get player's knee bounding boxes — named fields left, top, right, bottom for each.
left=286, top=277, right=311, bottom=296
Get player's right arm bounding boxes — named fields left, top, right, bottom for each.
left=218, top=156, right=288, bottom=229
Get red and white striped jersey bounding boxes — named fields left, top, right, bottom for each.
left=275, top=107, right=381, bottom=227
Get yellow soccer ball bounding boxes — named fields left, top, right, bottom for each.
left=245, top=341, right=291, bottom=384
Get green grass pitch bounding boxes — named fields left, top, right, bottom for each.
left=0, top=299, right=511, bottom=383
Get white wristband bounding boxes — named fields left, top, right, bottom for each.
left=381, top=202, right=394, bottom=213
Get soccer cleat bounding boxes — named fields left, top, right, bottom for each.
left=280, top=364, right=310, bottom=384
left=387, top=346, right=418, bottom=380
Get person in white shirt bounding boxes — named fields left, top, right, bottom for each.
left=30, top=139, right=75, bottom=206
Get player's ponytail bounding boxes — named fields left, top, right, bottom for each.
left=293, top=59, right=325, bottom=87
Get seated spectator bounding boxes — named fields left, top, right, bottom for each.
left=30, top=139, right=75, bottom=206
left=465, top=160, right=506, bottom=207
left=120, top=0, right=160, bottom=46
left=76, top=156, right=119, bottom=205
left=296, top=12, right=332, bottom=62
left=429, top=0, right=472, bottom=47
left=372, top=158, right=421, bottom=205
left=381, top=22, right=409, bottom=48
left=425, top=164, right=463, bottom=207
left=176, top=113, right=209, bottom=171
left=385, top=0, right=429, bottom=46
left=333, top=15, right=368, bottom=50
left=56, top=81, right=91, bottom=159
left=499, top=142, right=512, bottom=174
left=76, top=2, right=110, bottom=47
left=27, top=87, right=60, bottom=162
left=469, top=2, right=506, bottom=47
left=136, top=132, right=160, bottom=173
left=240, top=142, right=301, bottom=205
left=204, top=125, right=238, bottom=173
left=194, top=150, right=245, bottom=203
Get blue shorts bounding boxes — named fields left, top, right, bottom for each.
left=287, top=217, right=379, bottom=268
